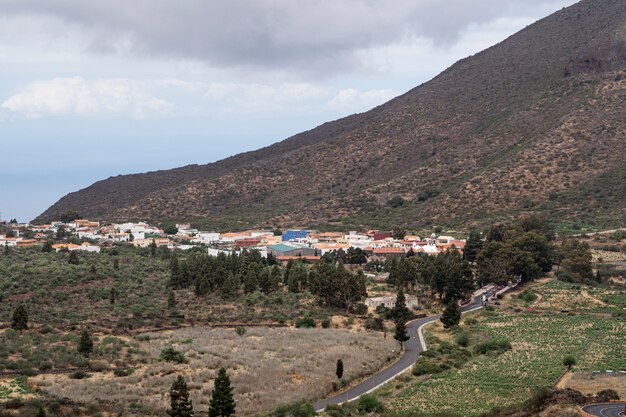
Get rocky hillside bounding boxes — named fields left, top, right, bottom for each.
left=37, top=0, right=626, bottom=230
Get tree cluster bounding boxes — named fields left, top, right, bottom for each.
left=387, top=250, right=474, bottom=303
left=476, top=218, right=555, bottom=285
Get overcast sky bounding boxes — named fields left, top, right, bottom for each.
left=0, top=0, right=578, bottom=222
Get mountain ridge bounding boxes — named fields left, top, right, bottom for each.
left=36, top=0, right=626, bottom=230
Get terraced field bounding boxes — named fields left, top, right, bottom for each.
left=533, top=281, right=626, bottom=313
left=391, top=312, right=626, bottom=416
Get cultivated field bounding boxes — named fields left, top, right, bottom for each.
left=33, top=326, right=398, bottom=415
left=537, top=280, right=624, bottom=313
left=390, top=311, right=626, bottom=416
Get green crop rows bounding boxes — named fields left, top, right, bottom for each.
left=391, top=312, right=626, bottom=416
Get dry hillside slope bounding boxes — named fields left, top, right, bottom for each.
left=37, top=0, right=626, bottom=230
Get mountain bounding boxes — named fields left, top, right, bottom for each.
left=36, top=0, right=626, bottom=231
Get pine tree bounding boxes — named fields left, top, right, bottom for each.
left=209, top=368, right=236, bottom=417
left=150, top=239, right=158, bottom=257
left=391, top=289, right=411, bottom=321
left=242, top=267, right=259, bottom=294
left=336, top=359, right=344, bottom=380
left=113, top=258, right=120, bottom=270
left=168, top=290, right=177, bottom=310
left=441, top=298, right=462, bottom=329
left=169, top=253, right=182, bottom=288
left=11, top=304, right=28, bottom=331
left=168, top=375, right=194, bottom=417
left=78, top=329, right=94, bottom=357
left=463, top=230, right=483, bottom=263
left=394, top=319, right=410, bottom=350
left=109, top=287, right=116, bottom=305
left=220, top=272, right=240, bottom=300
left=68, top=251, right=79, bottom=265
left=195, top=275, right=211, bottom=297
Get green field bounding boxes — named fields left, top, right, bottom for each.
left=391, top=312, right=626, bottom=416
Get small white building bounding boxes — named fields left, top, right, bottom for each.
left=365, top=295, right=419, bottom=310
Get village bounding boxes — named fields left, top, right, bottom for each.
left=0, top=218, right=466, bottom=262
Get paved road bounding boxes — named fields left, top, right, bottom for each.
left=313, top=291, right=491, bottom=412
left=582, top=403, right=625, bottom=417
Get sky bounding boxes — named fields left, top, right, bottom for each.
left=0, top=0, right=578, bottom=222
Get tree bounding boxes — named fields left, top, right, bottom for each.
left=11, top=304, right=28, bottom=331
left=168, top=290, right=177, bottom=310
left=68, top=251, right=79, bottom=265
left=209, top=368, right=236, bottom=417
left=113, top=258, right=120, bottom=270
left=41, top=241, right=53, bottom=253
left=336, top=359, right=344, bottom=380
left=149, top=239, right=158, bottom=257
left=78, top=329, right=94, bottom=357
left=35, top=407, right=47, bottom=417
left=563, top=355, right=577, bottom=371
left=441, top=299, right=461, bottom=329
left=109, top=287, right=116, bottom=305
left=463, top=230, right=483, bottom=264
left=394, top=319, right=410, bottom=350
left=56, top=225, right=68, bottom=240
left=390, top=289, right=411, bottom=321
left=242, top=267, right=259, bottom=294
left=220, top=272, right=240, bottom=299
left=168, top=375, right=194, bottom=417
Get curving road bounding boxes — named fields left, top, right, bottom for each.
left=582, top=403, right=625, bottom=417
left=313, top=290, right=491, bottom=412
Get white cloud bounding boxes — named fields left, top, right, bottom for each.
left=1, top=77, right=173, bottom=118
left=328, top=88, right=400, bottom=113
left=1, top=77, right=396, bottom=119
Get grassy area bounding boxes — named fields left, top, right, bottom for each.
left=506, top=279, right=626, bottom=314
left=32, top=326, right=398, bottom=416
left=389, top=311, right=625, bottom=416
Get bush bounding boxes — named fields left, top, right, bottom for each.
left=113, top=367, right=135, bottom=377
left=518, top=289, right=538, bottom=303
left=357, top=395, right=384, bottom=413
left=474, top=338, right=512, bottom=355
left=159, top=347, right=185, bottom=364
left=387, top=195, right=405, bottom=208
left=270, top=402, right=316, bottom=417
left=295, top=316, right=316, bottom=328
left=364, top=318, right=385, bottom=331
left=321, top=318, right=331, bottom=329
left=349, top=303, right=368, bottom=315
left=69, top=370, right=90, bottom=379
left=455, top=332, right=470, bottom=347
left=412, top=358, right=449, bottom=376
left=595, top=389, right=619, bottom=402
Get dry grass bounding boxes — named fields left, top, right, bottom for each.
left=561, top=372, right=626, bottom=399
left=33, top=326, right=397, bottom=416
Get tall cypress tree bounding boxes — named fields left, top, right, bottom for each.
left=336, top=359, right=344, bottom=380
left=150, top=239, right=158, bottom=257
left=168, top=375, right=194, bottom=417
left=441, top=298, right=462, bottom=329
left=394, top=319, right=410, bottom=350
left=78, top=329, right=94, bottom=357
left=209, top=368, right=236, bottom=417
left=11, top=304, right=28, bottom=331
